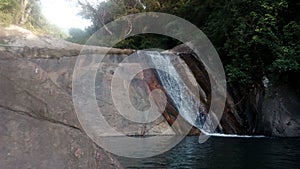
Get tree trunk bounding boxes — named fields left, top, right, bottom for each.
left=18, top=0, right=32, bottom=25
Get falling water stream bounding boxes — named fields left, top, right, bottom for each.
left=146, top=51, right=213, bottom=133
left=146, top=51, right=265, bottom=138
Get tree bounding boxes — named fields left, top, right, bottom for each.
left=76, top=0, right=194, bottom=48
left=203, top=0, right=300, bottom=88
left=18, top=0, right=32, bottom=25
left=0, top=0, right=38, bottom=25
left=0, top=0, right=19, bottom=25
left=67, top=28, right=89, bottom=44
left=75, top=0, right=299, bottom=89
left=0, top=0, right=66, bottom=37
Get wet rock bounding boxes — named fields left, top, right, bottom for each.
left=170, top=44, right=244, bottom=134
left=258, top=84, right=300, bottom=137
left=170, top=43, right=300, bottom=137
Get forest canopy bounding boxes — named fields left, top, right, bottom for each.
left=72, top=0, right=299, bottom=90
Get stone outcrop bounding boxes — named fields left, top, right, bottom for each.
left=170, top=43, right=300, bottom=137
left=92, top=58, right=180, bottom=136
left=257, top=84, right=300, bottom=137
left=0, top=51, right=122, bottom=169
left=0, top=25, right=134, bottom=59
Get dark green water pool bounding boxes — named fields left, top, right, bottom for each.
left=116, top=136, right=300, bottom=169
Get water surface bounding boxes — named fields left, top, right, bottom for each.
left=117, top=136, right=300, bottom=169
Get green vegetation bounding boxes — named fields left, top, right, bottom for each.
left=0, top=0, right=66, bottom=38
left=72, top=0, right=299, bottom=91
left=203, top=0, right=300, bottom=88
left=67, top=28, right=90, bottom=44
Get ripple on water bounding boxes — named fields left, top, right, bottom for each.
left=116, top=136, right=300, bottom=169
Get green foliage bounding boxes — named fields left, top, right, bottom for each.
left=0, top=0, right=18, bottom=26
left=203, top=0, right=300, bottom=88
left=75, top=0, right=300, bottom=90
left=67, top=28, right=89, bottom=44
left=114, top=34, right=180, bottom=50
left=76, top=0, right=188, bottom=49
left=0, top=0, right=67, bottom=38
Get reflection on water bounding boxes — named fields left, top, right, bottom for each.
left=116, top=136, right=300, bottom=169
left=99, top=135, right=185, bottom=158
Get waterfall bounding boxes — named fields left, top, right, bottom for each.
left=142, top=50, right=267, bottom=139
left=145, top=51, right=213, bottom=133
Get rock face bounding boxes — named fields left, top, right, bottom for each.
left=257, top=84, right=300, bottom=137
left=170, top=44, right=245, bottom=134
left=71, top=51, right=197, bottom=136
left=0, top=51, right=122, bottom=168
left=170, top=43, right=300, bottom=137
left=0, top=108, right=119, bottom=169
left=91, top=55, right=180, bottom=136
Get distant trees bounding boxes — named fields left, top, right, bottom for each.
left=72, top=0, right=183, bottom=48
left=0, top=0, right=39, bottom=26
left=73, top=0, right=299, bottom=90
left=67, top=28, right=90, bottom=44
left=0, top=0, right=18, bottom=25
left=0, top=0, right=66, bottom=37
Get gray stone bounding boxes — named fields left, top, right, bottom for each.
left=258, top=84, right=300, bottom=137
left=0, top=51, right=122, bottom=168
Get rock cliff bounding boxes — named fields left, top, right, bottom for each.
left=170, top=43, right=300, bottom=137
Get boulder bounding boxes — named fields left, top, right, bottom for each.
left=0, top=51, right=122, bottom=168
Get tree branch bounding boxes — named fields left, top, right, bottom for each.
left=124, top=17, right=133, bottom=37
left=78, top=0, right=113, bottom=35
